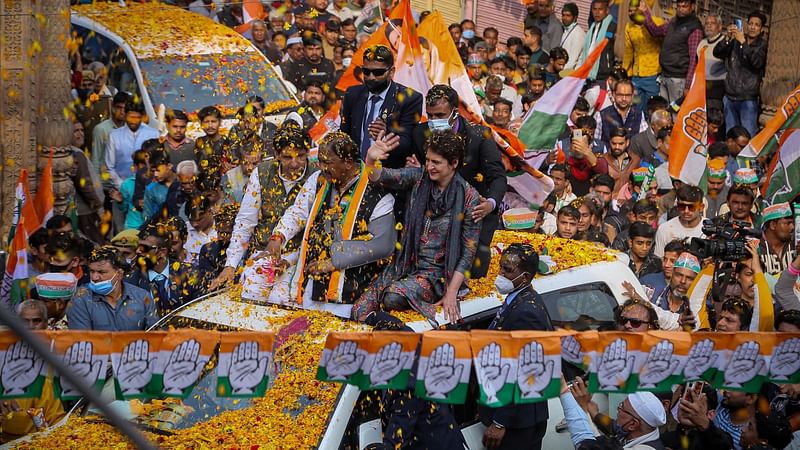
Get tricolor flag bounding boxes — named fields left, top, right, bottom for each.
left=668, top=49, right=708, bottom=187
left=518, top=39, right=609, bottom=152
left=391, top=0, right=431, bottom=111
left=11, top=169, right=42, bottom=240
left=415, top=331, right=471, bottom=404
left=34, top=148, right=55, bottom=226
left=739, top=82, right=800, bottom=159
left=0, top=217, right=30, bottom=307
left=763, top=129, right=800, bottom=204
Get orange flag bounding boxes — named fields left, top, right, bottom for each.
left=34, top=148, right=54, bottom=225
left=16, top=169, right=42, bottom=237
left=309, top=100, right=342, bottom=144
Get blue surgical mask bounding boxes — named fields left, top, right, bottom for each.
left=462, top=29, right=475, bottom=39
left=88, top=273, right=119, bottom=296
left=428, top=118, right=452, bottom=131
left=612, top=419, right=631, bottom=441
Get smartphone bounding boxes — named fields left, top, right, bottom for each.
left=735, top=18, right=743, bottom=30
left=572, top=128, right=584, bottom=141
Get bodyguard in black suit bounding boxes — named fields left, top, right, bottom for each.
left=339, top=44, right=423, bottom=169
left=480, top=244, right=554, bottom=450
left=411, top=85, right=507, bottom=278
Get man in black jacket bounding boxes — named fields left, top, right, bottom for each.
left=480, top=244, right=554, bottom=450
left=411, top=85, right=507, bottom=278
left=713, top=11, right=768, bottom=137
left=661, top=383, right=734, bottom=450
left=339, top=44, right=423, bottom=168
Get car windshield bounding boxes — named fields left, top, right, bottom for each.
left=138, top=53, right=293, bottom=116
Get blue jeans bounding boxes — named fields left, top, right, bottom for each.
left=724, top=96, right=759, bottom=136
left=632, top=75, right=660, bottom=112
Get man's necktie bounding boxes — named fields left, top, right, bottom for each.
left=361, top=95, right=381, bottom=159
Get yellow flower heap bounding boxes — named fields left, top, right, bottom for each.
left=16, top=310, right=365, bottom=449
left=394, top=231, right=616, bottom=323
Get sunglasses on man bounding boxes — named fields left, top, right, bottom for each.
left=361, top=67, right=389, bottom=77
left=618, top=316, right=651, bottom=328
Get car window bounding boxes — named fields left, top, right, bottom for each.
left=540, top=282, right=618, bottom=331
left=71, top=24, right=141, bottom=98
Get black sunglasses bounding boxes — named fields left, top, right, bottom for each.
left=361, top=67, right=389, bottom=77
left=619, top=316, right=650, bottom=327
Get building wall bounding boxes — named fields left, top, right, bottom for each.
left=412, top=0, right=465, bottom=25
left=473, top=0, right=593, bottom=44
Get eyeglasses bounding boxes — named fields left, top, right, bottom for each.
left=676, top=202, right=699, bottom=212
left=361, top=67, right=389, bottom=77
left=617, top=402, right=641, bottom=420
left=618, top=316, right=650, bottom=328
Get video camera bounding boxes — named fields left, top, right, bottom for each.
left=689, top=219, right=761, bottom=261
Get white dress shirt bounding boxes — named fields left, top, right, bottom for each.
left=105, top=124, right=160, bottom=188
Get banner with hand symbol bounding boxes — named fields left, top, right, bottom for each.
left=0, top=331, right=49, bottom=400
left=415, top=331, right=472, bottom=404
left=53, top=331, right=111, bottom=400
left=715, top=333, right=773, bottom=392
left=363, top=332, right=419, bottom=390
left=470, top=331, right=517, bottom=407
left=638, top=331, right=690, bottom=392
left=316, top=332, right=370, bottom=385
left=683, top=332, right=727, bottom=383
left=217, top=332, right=275, bottom=397
left=512, top=331, right=563, bottom=404
left=111, top=332, right=165, bottom=400
left=148, top=330, right=219, bottom=398
left=589, top=333, right=644, bottom=393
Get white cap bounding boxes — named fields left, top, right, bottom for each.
left=628, top=392, right=667, bottom=428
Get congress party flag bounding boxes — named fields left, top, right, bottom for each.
left=763, top=129, right=800, bottom=205
left=683, top=332, right=729, bottom=383
left=217, top=332, right=275, bottom=397
left=0, top=331, right=49, bottom=400
left=362, top=332, right=419, bottom=390
left=316, top=332, right=370, bottom=386
left=234, top=0, right=267, bottom=34
left=148, top=329, right=218, bottom=399
left=415, top=331, right=471, bottom=404
left=111, top=332, right=165, bottom=400
left=1, top=217, right=29, bottom=307
left=470, top=331, right=518, bottom=407
left=53, top=331, right=111, bottom=401
left=740, top=82, right=800, bottom=159
left=517, top=39, right=608, bottom=152
left=309, top=100, right=342, bottom=145
left=512, top=331, right=563, bottom=404
left=668, top=48, right=708, bottom=187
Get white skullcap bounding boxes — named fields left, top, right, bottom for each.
left=286, top=36, right=303, bottom=46
left=628, top=392, right=667, bottom=428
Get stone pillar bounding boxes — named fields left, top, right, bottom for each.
left=0, top=0, right=74, bottom=237
left=34, top=0, right=74, bottom=216
left=0, top=0, right=39, bottom=236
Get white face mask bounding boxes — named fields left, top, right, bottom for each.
left=494, top=272, right=527, bottom=295
left=342, top=57, right=352, bottom=68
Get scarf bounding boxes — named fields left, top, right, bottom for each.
left=584, top=15, right=613, bottom=79
left=568, top=156, right=593, bottom=181
left=295, top=164, right=371, bottom=303
left=395, top=172, right=467, bottom=285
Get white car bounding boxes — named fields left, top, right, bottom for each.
left=14, top=253, right=659, bottom=449
left=71, top=2, right=298, bottom=135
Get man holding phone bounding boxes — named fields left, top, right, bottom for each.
left=713, top=11, right=768, bottom=136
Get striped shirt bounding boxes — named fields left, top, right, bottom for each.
left=713, top=407, right=743, bottom=450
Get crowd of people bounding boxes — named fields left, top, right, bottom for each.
left=9, top=0, right=798, bottom=448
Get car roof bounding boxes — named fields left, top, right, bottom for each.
left=71, top=2, right=259, bottom=60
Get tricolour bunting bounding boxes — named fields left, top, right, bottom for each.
left=148, top=329, right=218, bottom=398
left=53, top=331, right=111, bottom=401
left=415, top=331, right=471, bottom=404
left=763, top=129, right=800, bottom=205
left=588, top=332, right=644, bottom=393
left=683, top=332, right=729, bottom=383
left=714, top=333, right=774, bottom=392
left=0, top=331, right=49, bottom=400
left=217, top=331, right=275, bottom=397
left=316, top=332, right=370, bottom=386
left=111, top=331, right=165, bottom=400
left=362, top=332, right=420, bottom=390
left=512, top=331, right=563, bottom=404
left=637, top=331, right=691, bottom=392
left=470, top=330, right=518, bottom=407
